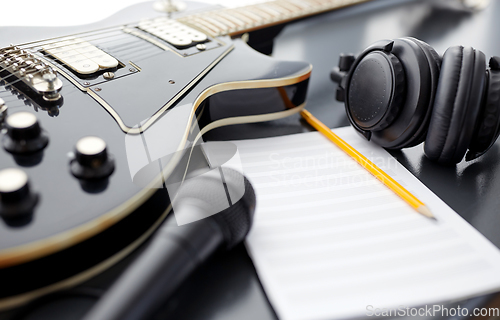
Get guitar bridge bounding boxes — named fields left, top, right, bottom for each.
left=0, top=46, right=62, bottom=102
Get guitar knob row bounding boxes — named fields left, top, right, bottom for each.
left=1, top=112, right=115, bottom=179
left=0, top=168, right=38, bottom=219
left=0, top=137, right=115, bottom=220
left=0, top=112, right=115, bottom=219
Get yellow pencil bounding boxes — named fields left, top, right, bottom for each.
left=300, top=109, right=435, bottom=220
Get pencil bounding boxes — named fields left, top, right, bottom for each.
left=300, top=109, right=435, bottom=220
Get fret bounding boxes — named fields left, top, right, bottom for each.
left=202, top=16, right=234, bottom=33
left=246, top=6, right=275, bottom=22
left=233, top=8, right=263, bottom=23
left=226, top=10, right=256, bottom=25
left=178, top=0, right=368, bottom=38
left=256, top=4, right=284, bottom=17
left=268, top=2, right=295, bottom=15
left=304, top=0, right=329, bottom=10
left=275, top=0, right=303, bottom=12
left=213, top=12, right=246, bottom=28
left=301, top=0, right=320, bottom=6
left=275, top=2, right=307, bottom=18
left=286, top=0, right=314, bottom=11
left=261, top=5, right=291, bottom=19
left=209, top=15, right=238, bottom=30
left=191, top=18, right=221, bottom=36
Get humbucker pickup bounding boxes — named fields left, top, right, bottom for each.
left=43, top=37, right=119, bottom=75
left=137, top=18, right=208, bottom=48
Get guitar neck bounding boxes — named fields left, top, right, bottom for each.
left=178, top=0, right=371, bottom=37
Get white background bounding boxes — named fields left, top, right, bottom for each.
left=0, top=0, right=256, bottom=27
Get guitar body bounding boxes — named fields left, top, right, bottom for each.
left=0, top=0, right=310, bottom=309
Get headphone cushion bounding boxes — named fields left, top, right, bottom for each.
left=413, top=38, right=442, bottom=71
left=376, top=37, right=441, bottom=149
left=398, top=38, right=441, bottom=147
left=468, top=68, right=500, bottom=157
left=424, top=46, right=486, bottom=164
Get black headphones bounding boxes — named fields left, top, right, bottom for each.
left=331, top=37, right=500, bottom=165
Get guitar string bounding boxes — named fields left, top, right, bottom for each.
left=15, top=25, right=202, bottom=54
left=0, top=87, right=81, bottom=107
left=0, top=1, right=332, bottom=109
left=3, top=0, right=321, bottom=52
left=0, top=25, right=198, bottom=96
left=0, top=33, right=133, bottom=87
left=10, top=20, right=159, bottom=49
left=10, top=8, right=229, bottom=53
left=6, top=3, right=247, bottom=51
left=0, top=0, right=323, bottom=82
left=0, top=20, right=284, bottom=97
left=6, top=32, right=138, bottom=71
left=0, top=26, right=191, bottom=113
left=6, top=0, right=343, bottom=49
left=0, top=20, right=187, bottom=80
left=0, top=14, right=216, bottom=91
left=0, top=37, right=158, bottom=92
left=0, top=86, right=90, bottom=115
left=0, top=12, right=203, bottom=96
left=0, top=45, right=163, bottom=106
left=14, top=27, right=130, bottom=51
left=0, top=41, right=166, bottom=115
left=0, top=0, right=345, bottom=70
left=0, top=41, right=161, bottom=94
left=0, top=7, right=228, bottom=96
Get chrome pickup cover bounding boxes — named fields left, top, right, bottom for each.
left=43, top=37, right=118, bottom=75
left=138, top=18, right=208, bottom=48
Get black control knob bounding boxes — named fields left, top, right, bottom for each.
left=0, top=168, right=38, bottom=219
left=70, top=136, right=115, bottom=180
left=2, top=112, right=48, bottom=154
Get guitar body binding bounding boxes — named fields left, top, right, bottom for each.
left=0, top=0, right=311, bottom=309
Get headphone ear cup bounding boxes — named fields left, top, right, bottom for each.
left=467, top=60, right=500, bottom=160
left=364, top=38, right=441, bottom=149
left=424, top=46, right=487, bottom=164
left=394, top=38, right=441, bottom=148
left=413, top=38, right=442, bottom=72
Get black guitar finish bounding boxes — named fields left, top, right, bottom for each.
left=0, top=0, right=310, bottom=308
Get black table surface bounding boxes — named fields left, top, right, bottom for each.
left=4, top=0, right=500, bottom=319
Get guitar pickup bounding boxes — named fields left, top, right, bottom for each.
left=137, top=18, right=208, bottom=48
left=43, top=37, right=119, bottom=75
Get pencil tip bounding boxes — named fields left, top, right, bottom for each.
left=418, top=205, right=436, bottom=220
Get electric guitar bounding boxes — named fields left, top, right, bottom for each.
left=0, top=0, right=369, bottom=310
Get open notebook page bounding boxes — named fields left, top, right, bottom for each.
left=229, top=127, right=500, bottom=320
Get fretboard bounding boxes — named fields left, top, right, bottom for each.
left=177, top=0, right=371, bottom=37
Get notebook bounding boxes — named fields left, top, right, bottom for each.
left=228, top=127, right=500, bottom=320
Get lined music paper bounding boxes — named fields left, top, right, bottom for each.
left=230, top=127, right=500, bottom=320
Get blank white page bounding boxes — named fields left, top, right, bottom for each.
left=231, top=127, right=500, bottom=320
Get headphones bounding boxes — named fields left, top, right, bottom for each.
left=331, top=37, right=500, bottom=165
